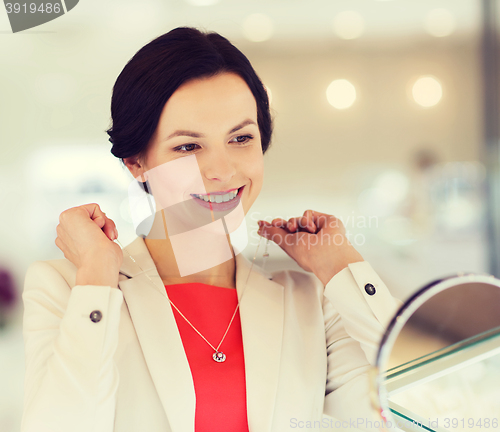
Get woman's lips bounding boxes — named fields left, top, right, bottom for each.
left=190, top=186, right=244, bottom=211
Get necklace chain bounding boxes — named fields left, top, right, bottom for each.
left=115, top=236, right=269, bottom=362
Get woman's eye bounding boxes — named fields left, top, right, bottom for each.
left=231, top=134, right=254, bottom=144
left=173, top=135, right=253, bottom=153
left=174, top=143, right=200, bottom=153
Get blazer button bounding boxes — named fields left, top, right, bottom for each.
left=364, top=284, right=376, bottom=295
left=90, top=310, right=103, bottom=323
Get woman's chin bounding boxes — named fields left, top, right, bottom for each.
left=168, top=199, right=246, bottom=234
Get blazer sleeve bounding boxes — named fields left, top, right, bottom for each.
left=21, top=260, right=124, bottom=432
left=321, top=261, right=403, bottom=432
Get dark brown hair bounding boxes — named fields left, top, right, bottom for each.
left=106, top=26, right=273, bottom=165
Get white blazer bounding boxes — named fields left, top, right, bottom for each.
left=21, top=236, right=401, bottom=432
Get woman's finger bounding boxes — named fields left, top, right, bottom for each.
left=103, top=217, right=118, bottom=240
left=302, top=210, right=338, bottom=233
left=297, top=214, right=316, bottom=233
left=285, top=216, right=311, bottom=232
left=287, top=217, right=298, bottom=232
left=271, top=218, right=287, bottom=228
left=309, top=210, right=336, bottom=231
left=54, top=235, right=64, bottom=253
left=263, top=210, right=338, bottom=236
left=286, top=217, right=306, bottom=232
left=81, top=203, right=117, bottom=240
left=258, top=224, right=314, bottom=272
left=304, top=210, right=319, bottom=232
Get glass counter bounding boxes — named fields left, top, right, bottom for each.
left=383, top=326, right=500, bottom=432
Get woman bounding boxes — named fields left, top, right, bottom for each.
left=21, top=27, right=401, bottom=432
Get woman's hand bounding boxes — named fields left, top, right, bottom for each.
left=257, top=209, right=364, bottom=286
left=55, top=203, right=123, bottom=287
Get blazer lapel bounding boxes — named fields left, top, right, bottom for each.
left=235, top=252, right=285, bottom=432
left=118, top=237, right=196, bottom=432
left=117, top=237, right=285, bottom=432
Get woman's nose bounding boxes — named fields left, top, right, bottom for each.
left=201, top=148, right=237, bottom=184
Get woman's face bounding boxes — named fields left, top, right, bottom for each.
left=127, top=72, right=264, bottom=233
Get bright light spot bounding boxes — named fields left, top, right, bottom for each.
left=424, top=8, right=456, bottom=38
left=332, top=11, right=365, bottom=40
left=358, top=188, right=391, bottom=217
left=376, top=171, right=410, bottom=202
left=412, top=76, right=443, bottom=108
left=357, top=170, right=410, bottom=217
left=326, top=79, right=357, bottom=109
left=185, top=0, right=220, bottom=5
left=242, top=13, right=274, bottom=42
left=440, top=197, right=479, bottom=229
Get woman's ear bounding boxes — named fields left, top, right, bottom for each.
left=123, top=155, right=148, bottom=182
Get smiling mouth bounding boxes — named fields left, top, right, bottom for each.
left=191, top=186, right=243, bottom=204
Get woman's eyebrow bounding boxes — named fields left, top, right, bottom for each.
left=164, top=119, right=257, bottom=141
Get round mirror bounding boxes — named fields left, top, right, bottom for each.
left=372, top=274, right=500, bottom=432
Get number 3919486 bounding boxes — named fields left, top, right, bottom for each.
left=5, top=3, right=62, bottom=14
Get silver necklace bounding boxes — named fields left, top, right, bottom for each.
left=115, top=236, right=270, bottom=363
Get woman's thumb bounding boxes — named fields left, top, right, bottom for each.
left=94, top=215, right=106, bottom=228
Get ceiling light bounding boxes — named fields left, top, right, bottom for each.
left=412, top=76, right=443, bottom=107
left=326, top=79, right=357, bottom=110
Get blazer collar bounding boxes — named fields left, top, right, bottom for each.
left=118, top=236, right=284, bottom=432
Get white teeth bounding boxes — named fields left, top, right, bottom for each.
left=194, top=188, right=240, bottom=203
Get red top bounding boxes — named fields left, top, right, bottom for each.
left=165, top=283, right=249, bottom=432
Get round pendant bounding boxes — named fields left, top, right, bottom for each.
left=213, top=351, right=226, bottom=363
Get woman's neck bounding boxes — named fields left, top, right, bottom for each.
left=143, top=210, right=237, bottom=289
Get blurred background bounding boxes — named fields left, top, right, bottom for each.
left=1, top=0, right=499, bottom=430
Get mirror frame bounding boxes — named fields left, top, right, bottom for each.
left=370, top=272, right=500, bottom=426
